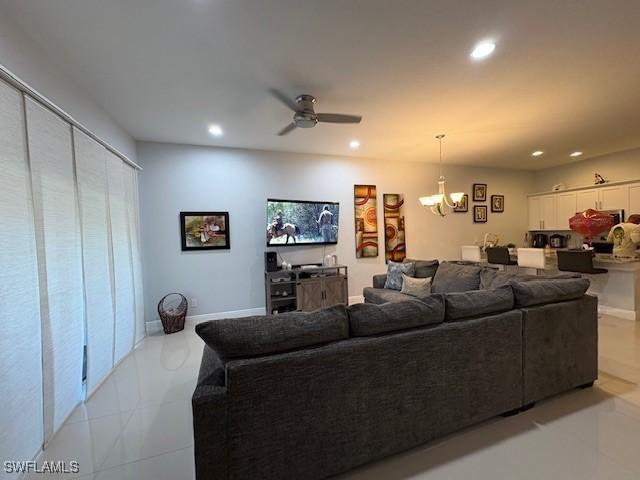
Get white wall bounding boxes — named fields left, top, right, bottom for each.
left=0, top=11, right=136, bottom=160
left=532, top=147, right=640, bottom=193
left=138, top=141, right=535, bottom=321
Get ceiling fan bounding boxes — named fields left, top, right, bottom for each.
left=270, top=89, right=362, bottom=136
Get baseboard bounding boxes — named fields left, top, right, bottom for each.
left=349, top=295, right=364, bottom=305
left=146, top=306, right=267, bottom=333
left=598, top=305, right=638, bottom=321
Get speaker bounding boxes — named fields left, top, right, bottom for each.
left=265, top=251, right=278, bottom=272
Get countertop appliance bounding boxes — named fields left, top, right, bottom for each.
left=532, top=233, right=548, bottom=248
left=549, top=234, right=567, bottom=249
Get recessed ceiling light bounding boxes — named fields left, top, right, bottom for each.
left=349, top=140, right=361, bottom=150
left=208, top=124, right=223, bottom=136
left=570, top=151, right=583, bottom=157
left=532, top=150, right=544, bottom=157
left=470, top=41, right=496, bottom=59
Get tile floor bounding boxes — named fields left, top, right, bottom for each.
left=24, top=314, right=640, bottom=480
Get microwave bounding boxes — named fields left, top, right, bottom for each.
left=602, top=210, right=625, bottom=225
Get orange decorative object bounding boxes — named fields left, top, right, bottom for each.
left=569, top=209, right=615, bottom=242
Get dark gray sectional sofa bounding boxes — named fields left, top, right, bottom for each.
left=192, top=261, right=597, bottom=480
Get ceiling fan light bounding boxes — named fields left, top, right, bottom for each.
left=450, top=192, right=464, bottom=203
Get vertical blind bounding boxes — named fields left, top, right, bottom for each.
left=0, top=76, right=143, bottom=466
left=26, top=98, right=86, bottom=443
left=74, top=129, right=115, bottom=396
left=0, top=78, right=44, bottom=474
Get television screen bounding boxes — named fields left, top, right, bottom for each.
left=266, top=199, right=339, bottom=246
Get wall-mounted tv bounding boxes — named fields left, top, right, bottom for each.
left=266, top=199, right=339, bottom=246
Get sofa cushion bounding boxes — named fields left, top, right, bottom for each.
left=348, top=297, right=445, bottom=337
left=384, top=261, right=415, bottom=290
left=480, top=268, right=582, bottom=290
left=363, top=287, right=414, bottom=305
left=480, top=268, right=539, bottom=290
left=512, top=278, right=590, bottom=308
left=400, top=274, right=432, bottom=298
left=445, top=285, right=514, bottom=321
left=195, top=305, right=349, bottom=359
left=403, top=258, right=439, bottom=278
left=432, top=261, right=482, bottom=293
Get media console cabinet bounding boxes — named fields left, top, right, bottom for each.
left=265, top=265, right=348, bottom=314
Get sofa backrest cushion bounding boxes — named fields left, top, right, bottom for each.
left=444, top=284, right=515, bottom=321
left=196, top=305, right=349, bottom=359
left=347, top=296, right=444, bottom=337
left=432, top=261, right=482, bottom=293
left=512, top=278, right=590, bottom=307
left=480, top=268, right=583, bottom=290
left=403, top=258, right=439, bottom=278
left=480, top=268, right=539, bottom=290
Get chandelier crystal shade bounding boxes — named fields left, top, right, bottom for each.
left=419, top=134, right=464, bottom=216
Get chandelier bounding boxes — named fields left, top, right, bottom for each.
left=419, top=134, right=464, bottom=217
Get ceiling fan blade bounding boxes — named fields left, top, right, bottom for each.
left=277, top=123, right=297, bottom=136
left=269, top=88, right=299, bottom=112
left=316, top=113, right=362, bottom=124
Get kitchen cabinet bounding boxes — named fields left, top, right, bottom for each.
left=528, top=179, right=640, bottom=232
left=629, top=183, right=640, bottom=216
left=576, top=189, right=598, bottom=211
left=599, top=185, right=628, bottom=212
left=528, top=195, right=557, bottom=230
left=556, top=191, right=577, bottom=230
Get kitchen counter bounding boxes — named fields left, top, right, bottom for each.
left=479, top=250, right=640, bottom=321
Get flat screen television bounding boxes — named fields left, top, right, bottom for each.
left=266, top=199, right=339, bottom=246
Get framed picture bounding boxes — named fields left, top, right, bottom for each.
left=180, top=211, right=230, bottom=251
left=473, top=205, right=488, bottom=223
left=453, top=194, right=468, bottom=212
left=473, top=183, right=487, bottom=202
left=491, top=195, right=505, bottom=213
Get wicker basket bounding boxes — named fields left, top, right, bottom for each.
left=158, top=293, right=188, bottom=334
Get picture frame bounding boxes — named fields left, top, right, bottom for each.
left=453, top=194, right=468, bottom=212
left=180, top=211, right=230, bottom=251
left=473, top=183, right=487, bottom=202
left=473, top=205, right=488, bottom=223
left=491, top=195, right=505, bottom=213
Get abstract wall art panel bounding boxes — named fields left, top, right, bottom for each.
left=354, top=185, right=378, bottom=258
left=383, top=193, right=406, bottom=262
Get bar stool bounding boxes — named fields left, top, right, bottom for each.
left=486, top=247, right=518, bottom=271
left=557, top=250, right=608, bottom=274
left=517, top=248, right=547, bottom=275
left=460, top=245, right=481, bottom=263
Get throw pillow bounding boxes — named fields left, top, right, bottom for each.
left=384, top=261, right=415, bottom=290
left=400, top=274, right=432, bottom=298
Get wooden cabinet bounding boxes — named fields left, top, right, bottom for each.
left=297, top=278, right=324, bottom=312
left=265, top=265, right=349, bottom=314
left=556, top=191, right=577, bottom=230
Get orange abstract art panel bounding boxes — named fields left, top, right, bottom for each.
left=354, top=185, right=378, bottom=258
left=383, top=193, right=406, bottom=262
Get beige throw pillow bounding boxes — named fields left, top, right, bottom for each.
left=400, top=274, right=432, bottom=298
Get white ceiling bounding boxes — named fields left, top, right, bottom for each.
left=2, top=0, right=640, bottom=169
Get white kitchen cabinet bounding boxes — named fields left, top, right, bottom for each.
left=599, top=185, right=628, bottom=212
left=529, top=195, right=557, bottom=230
left=556, top=191, right=577, bottom=230
left=576, top=189, right=598, bottom=211
left=540, top=195, right=557, bottom=230
left=528, top=196, right=541, bottom=230
left=629, top=183, right=640, bottom=216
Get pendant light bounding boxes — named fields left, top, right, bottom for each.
left=419, top=134, right=464, bottom=216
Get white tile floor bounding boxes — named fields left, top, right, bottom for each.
left=26, top=314, right=640, bottom=480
